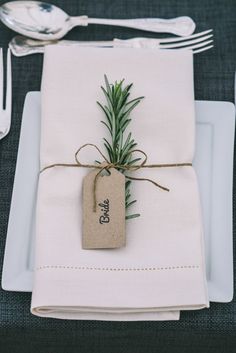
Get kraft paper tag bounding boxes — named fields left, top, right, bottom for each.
left=82, top=167, right=126, bottom=249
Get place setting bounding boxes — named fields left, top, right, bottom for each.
left=0, top=1, right=234, bottom=321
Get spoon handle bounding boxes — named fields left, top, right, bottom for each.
left=70, top=16, right=195, bottom=37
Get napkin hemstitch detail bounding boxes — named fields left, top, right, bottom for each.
left=36, top=265, right=200, bottom=272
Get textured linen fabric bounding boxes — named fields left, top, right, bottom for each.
left=31, top=47, right=208, bottom=320
left=0, top=0, right=235, bottom=352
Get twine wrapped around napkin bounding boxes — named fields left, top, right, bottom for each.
left=40, top=143, right=193, bottom=211
left=31, top=46, right=209, bottom=320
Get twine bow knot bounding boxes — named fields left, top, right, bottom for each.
left=41, top=143, right=192, bottom=212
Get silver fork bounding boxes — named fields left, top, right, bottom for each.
left=0, top=49, right=12, bottom=140
left=10, top=30, right=213, bottom=57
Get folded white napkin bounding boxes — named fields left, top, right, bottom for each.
left=31, top=46, right=209, bottom=320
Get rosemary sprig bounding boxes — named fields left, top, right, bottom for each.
left=97, top=75, right=144, bottom=219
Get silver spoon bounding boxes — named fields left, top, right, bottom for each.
left=0, top=1, right=196, bottom=41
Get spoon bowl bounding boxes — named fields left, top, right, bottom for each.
left=0, top=1, right=74, bottom=40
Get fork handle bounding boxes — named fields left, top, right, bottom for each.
left=60, top=38, right=160, bottom=48
left=70, top=16, right=196, bottom=37
left=113, top=37, right=162, bottom=49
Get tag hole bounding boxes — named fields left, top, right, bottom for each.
left=101, top=169, right=111, bottom=177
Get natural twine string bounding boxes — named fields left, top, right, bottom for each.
left=40, top=143, right=192, bottom=212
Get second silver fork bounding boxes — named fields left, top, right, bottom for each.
left=0, top=49, right=12, bottom=140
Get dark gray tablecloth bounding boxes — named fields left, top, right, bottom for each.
left=0, top=1, right=235, bottom=352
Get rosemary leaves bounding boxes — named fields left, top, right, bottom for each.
left=97, top=75, right=144, bottom=219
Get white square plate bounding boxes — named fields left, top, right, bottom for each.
left=2, top=92, right=235, bottom=302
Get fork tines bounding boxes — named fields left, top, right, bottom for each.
left=160, top=29, right=214, bottom=54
